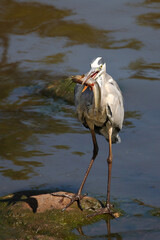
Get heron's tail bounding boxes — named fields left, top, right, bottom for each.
left=112, top=134, right=121, bottom=144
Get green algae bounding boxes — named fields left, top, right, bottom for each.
left=41, top=76, right=75, bottom=104
left=72, top=151, right=85, bottom=156
left=0, top=193, right=117, bottom=240
left=150, top=209, right=160, bottom=217
left=133, top=199, right=160, bottom=218
left=53, top=145, right=70, bottom=150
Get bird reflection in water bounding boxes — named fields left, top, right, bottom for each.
left=76, top=218, right=122, bottom=240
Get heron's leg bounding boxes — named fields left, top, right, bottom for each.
left=87, top=127, right=114, bottom=218
left=52, top=129, right=99, bottom=211
left=77, top=129, right=98, bottom=195
left=106, top=126, right=113, bottom=209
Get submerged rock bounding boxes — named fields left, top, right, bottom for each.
left=41, top=77, right=75, bottom=104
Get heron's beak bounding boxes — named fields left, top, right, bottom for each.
left=82, top=85, right=88, bottom=92
left=81, top=69, right=100, bottom=93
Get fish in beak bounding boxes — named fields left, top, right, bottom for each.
left=81, top=67, right=102, bottom=92
left=71, top=57, right=105, bottom=92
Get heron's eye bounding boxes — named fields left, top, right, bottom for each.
left=100, top=64, right=103, bottom=69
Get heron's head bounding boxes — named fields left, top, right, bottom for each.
left=81, top=57, right=106, bottom=91
left=91, top=57, right=104, bottom=69
left=87, top=57, right=106, bottom=80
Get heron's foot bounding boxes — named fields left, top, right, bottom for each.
left=51, top=192, right=87, bottom=211
left=106, top=203, right=114, bottom=209
left=87, top=203, right=115, bottom=218
left=87, top=207, right=115, bottom=218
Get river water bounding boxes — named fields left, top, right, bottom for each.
left=0, top=0, right=160, bottom=239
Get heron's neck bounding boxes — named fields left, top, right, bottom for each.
left=92, top=82, right=101, bottom=111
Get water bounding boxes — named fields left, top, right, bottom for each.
left=0, top=0, right=160, bottom=239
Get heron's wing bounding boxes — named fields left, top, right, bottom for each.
left=103, top=78, right=124, bottom=129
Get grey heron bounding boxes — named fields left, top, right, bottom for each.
left=54, top=57, right=124, bottom=216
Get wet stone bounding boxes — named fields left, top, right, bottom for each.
left=18, top=191, right=102, bottom=213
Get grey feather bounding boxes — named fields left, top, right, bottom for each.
left=74, top=57, right=124, bottom=143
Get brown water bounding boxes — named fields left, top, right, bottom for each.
left=0, top=0, right=160, bottom=239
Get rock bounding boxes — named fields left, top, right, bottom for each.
left=41, top=77, right=75, bottom=104
left=20, top=191, right=102, bottom=213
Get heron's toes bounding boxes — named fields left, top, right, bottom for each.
left=87, top=206, right=115, bottom=218
left=106, top=203, right=114, bottom=209
left=52, top=192, right=87, bottom=211
left=62, top=193, right=87, bottom=211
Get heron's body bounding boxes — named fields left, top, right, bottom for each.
left=53, top=57, right=124, bottom=216
left=74, top=63, right=124, bottom=143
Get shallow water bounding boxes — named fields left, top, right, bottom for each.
left=0, top=0, right=160, bottom=239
